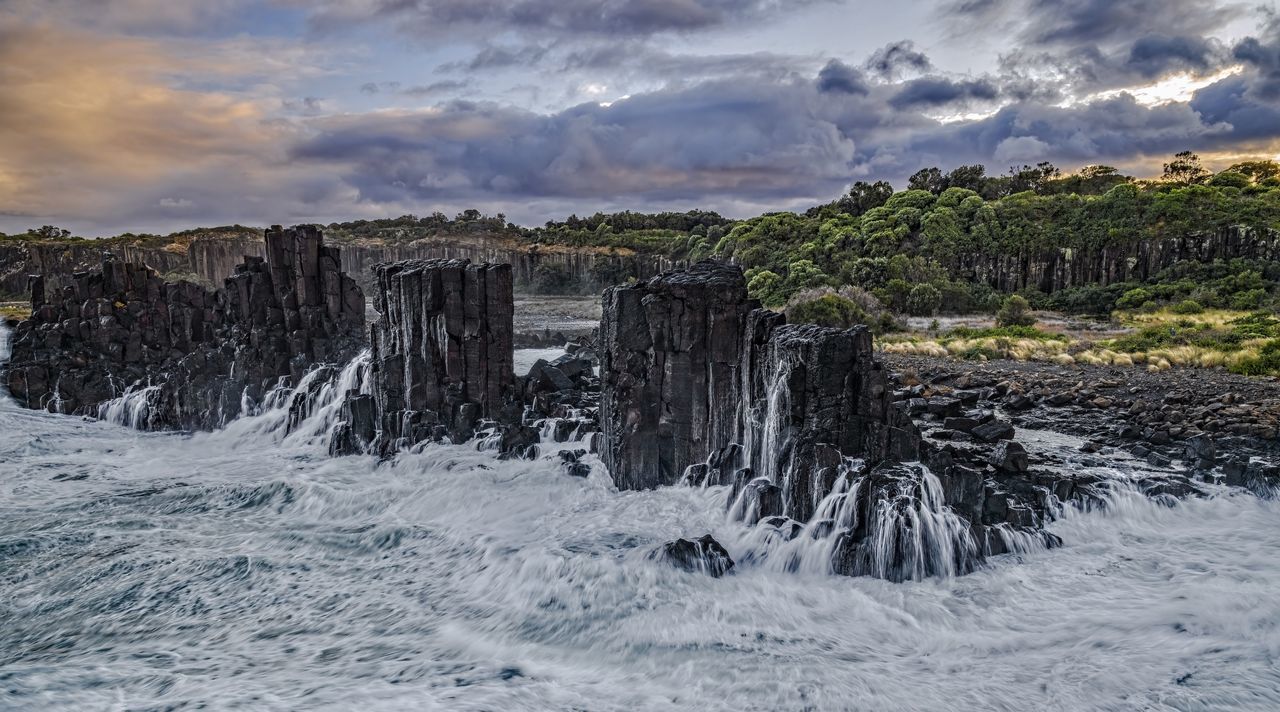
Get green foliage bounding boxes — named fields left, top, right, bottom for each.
left=1170, top=299, right=1205, bottom=315
left=1228, top=340, right=1280, bottom=376
left=786, top=294, right=870, bottom=329
left=996, top=295, right=1036, bottom=327
left=905, top=283, right=942, bottom=316
left=947, top=324, right=1066, bottom=341
left=1117, top=288, right=1152, bottom=309
left=746, top=269, right=785, bottom=308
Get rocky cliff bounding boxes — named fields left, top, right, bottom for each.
left=4, top=225, right=364, bottom=429
left=949, top=225, right=1280, bottom=293
left=330, top=258, right=515, bottom=454
left=599, top=260, right=1094, bottom=580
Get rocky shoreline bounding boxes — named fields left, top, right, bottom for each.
left=2, top=227, right=1277, bottom=584
left=884, top=353, right=1280, bottom=477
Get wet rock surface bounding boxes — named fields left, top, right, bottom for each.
left=599, top=260, right=758, bottom=490
left=884, top=353, right=1280, bottom=495
left=598, top=261, right=1109, bottom=580
left=331, top=258, right=515, bottom=453
left=653, top=535, right=735, bottom=578
left=4, top=225, right=365, bottom=429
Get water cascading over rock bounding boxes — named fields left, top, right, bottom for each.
left=599, top=260, right=1078, bottom=581
left=598, top=260, right=758, bottom=490
left=3, top=225, right=365, bottom=429
left=329, top=258, right=516, bottom=454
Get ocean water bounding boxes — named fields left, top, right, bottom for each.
left=2, top=322, right=1279, bottom=711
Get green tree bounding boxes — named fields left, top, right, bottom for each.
left=996, top=295, right=1036, bottom=327
left=1163, top=151, right=1209, bottom=185
left=905, top=283, right=943, bottom=316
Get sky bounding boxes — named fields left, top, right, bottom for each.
left=2, top=0, right=1280, bottom=236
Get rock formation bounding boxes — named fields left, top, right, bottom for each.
left=600, top=260, right=1091, bottom=581
left=599, top=261, right=759, bottom=490
left=4, top=225, right=364, bottom=429
left=330, top=259, right=516, bottom=453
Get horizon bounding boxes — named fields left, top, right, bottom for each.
left=4, top=1, right=1280, bottom=236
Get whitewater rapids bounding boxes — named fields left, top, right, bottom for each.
left=2, top=322, right=1279, bottom=711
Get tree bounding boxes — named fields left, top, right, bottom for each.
left=908, top=167, right=945, bottom=194
left=943, top=164, right=988, bottom=193
left=996, top=295, right=1036, bottom=327
left=836, top=180, right=894, bottom=216
left=905, top=283, right=942, bottom=316
left=1163, top=151, right=1208, bottom=185
left=1005, top=162, right=1060, bottom=195
left=1226, top=160, right=1280, bottom=183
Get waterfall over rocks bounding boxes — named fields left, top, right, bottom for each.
left=3, top=225, right=365, bottom=430
left=599, top=260, right=1096, bottom=580
left=330, top=258, right=516, bottom=454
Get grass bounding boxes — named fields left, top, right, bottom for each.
left=1, top=302, right=30, bottom=321
left=878, top=308, right=1280, bottom=378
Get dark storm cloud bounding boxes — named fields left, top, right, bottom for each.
left=816, top=60, right=869, bottom=95
left=308, top=0, right=832, bottom=38
left=865, top=41, right=932, bottom=79
left=1232, top=13, right=1280, bottom=101
left=286, top=58, right=1280, bottom=216
left=888, top=77, right=998, bottom=108
left=292, top=78, right=863, bottom=206
left=946, top=0, right=1243, bottom=48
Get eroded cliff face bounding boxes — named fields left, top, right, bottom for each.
left=3, top=226, right=364, bottom=430
left=949, top=225, right=1280, bottom=293
left=599, top=260, right=1088, bottom=580
left=330, top=258, right=516, bottom=454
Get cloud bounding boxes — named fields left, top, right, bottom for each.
left=305, top=0, right=833, bottom=39
left=946, top=0, right=1244, bottom=48
left=816, top=60, right=869, bottom=95
left=865, top=40, right=932, bottom=79
left=888, top=77, right=999, bottom=108
left=401, top=80, right=472, bottom=97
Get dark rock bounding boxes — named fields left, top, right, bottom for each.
left=361, top=259, right=515, bottom=452
left=653, top=535, right=735, bottom=578
left=988, top=441, right=1030, bottom=473
left=972, top=420, right=1015, bottom=443
left=5, top=225, right=365, bottom=429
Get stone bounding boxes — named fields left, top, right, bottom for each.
left=653, top=535, right=735, bottom=578
left=972, top=420, right=1015, bottom=443
left=5, top=225, right=365, bottom=429
left=988, top=441, right=1030, bottom=473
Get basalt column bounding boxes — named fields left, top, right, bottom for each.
left=736, top=321, right=922, bottom=523
left=599, top=260, right=759, bottom=490
left=4, top=224, right=366, bottom=429
left=355, top=258, right=514, bottom=451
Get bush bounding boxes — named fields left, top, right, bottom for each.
left=786, top=293, right=870, bottom=330
left=532, top=263, right=582, bottom=294
left=1170, top=299, right=1205, bottom=315
left=1231, top=289, right=1269, bottom=311
left=1228, top=340, right=1280, bottom=376
left=996, top=295, right=1036, bottom=327
left=1116, top=287, right=1153, bottom=310
left=905, top=283, right=942, bottom=316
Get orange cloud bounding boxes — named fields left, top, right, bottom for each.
left=0, top=20, right=290, bottom=221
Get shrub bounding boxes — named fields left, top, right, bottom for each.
left=996, top=295, right=1036, bottom=327
left=1228, top=340, right=1280, bottom=376
left=1231, top=289, right=1269, bottom=311
left=532, top=263, right=582, bottom=294
left=786, top=293, right=870, bottom=330
left=1116, top=288, right=1153, bottom=310
left=1170, top=299, right=1204, bottom=315
left=905, top=283, right=942, bottom=316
